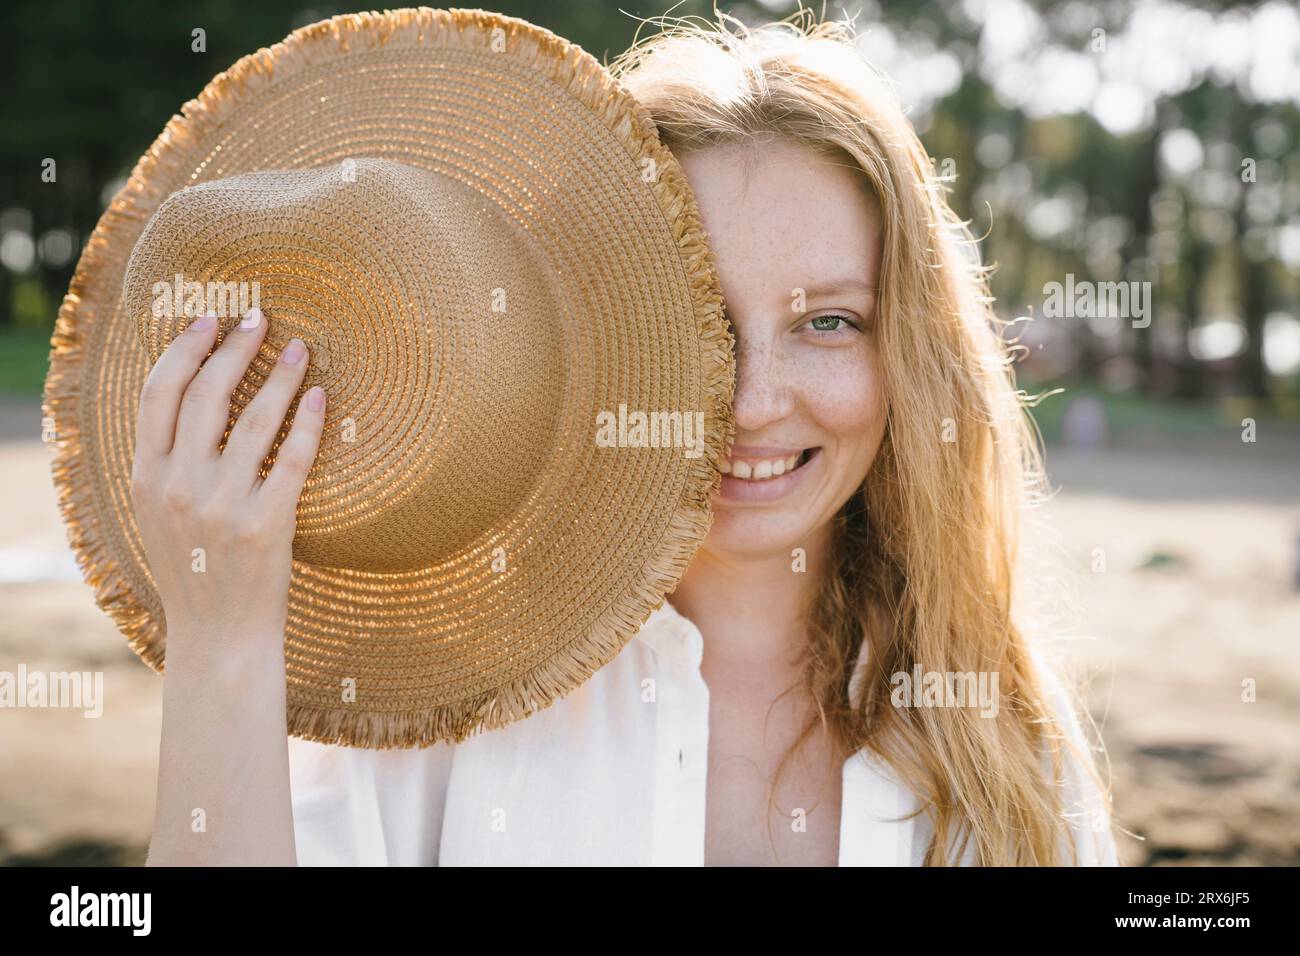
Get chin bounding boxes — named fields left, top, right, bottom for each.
left=701, top=506, right=818, bottom=562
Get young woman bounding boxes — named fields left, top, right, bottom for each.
left=140, top=13, right=1117, bottom=866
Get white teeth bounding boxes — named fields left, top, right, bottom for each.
left=722, top=452, right=807, bottom=481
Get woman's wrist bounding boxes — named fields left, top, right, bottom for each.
left=162, top=621, right=288, bottom=694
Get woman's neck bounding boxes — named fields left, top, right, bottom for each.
left=668, top=523, right=833, bottom=682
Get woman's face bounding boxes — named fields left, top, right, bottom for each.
left=678, top=138, right=888, bottom=561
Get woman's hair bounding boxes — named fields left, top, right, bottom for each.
left=613, top=7, right=1111, bottom=865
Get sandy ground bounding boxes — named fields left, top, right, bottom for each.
left=1, top=397, right=1297, bottom=866
left=1035, top=442, right=1300, bottom=866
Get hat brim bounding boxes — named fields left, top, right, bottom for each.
left=44, top=8, right=734, bottom=748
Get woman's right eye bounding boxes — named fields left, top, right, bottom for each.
left=805, top=313, right=861, bottom=336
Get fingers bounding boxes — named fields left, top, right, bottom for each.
left=223, top=337, right=311, bottom=484
left=173, top=308, right=268, bottom=460
left=259, top=385, right=326, bottom=507
left=134, top=313, right=220, bottom=462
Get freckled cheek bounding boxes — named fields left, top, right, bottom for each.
left=794, top=349, right=886, bottom=442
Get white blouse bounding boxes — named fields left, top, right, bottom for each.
left=288, top=598, right=1118, bottom=866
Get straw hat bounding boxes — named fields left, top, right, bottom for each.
left=44, top=8, right=734, bottom=748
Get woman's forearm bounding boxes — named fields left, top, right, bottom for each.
left=147, top=633, right=296, bottom=866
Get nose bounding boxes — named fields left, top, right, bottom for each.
left=730, top=327, right=796, bottom=434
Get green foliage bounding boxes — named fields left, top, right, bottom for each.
left=11, top=279, right=53, bottom=332
left=0, top=326, right=53, bottom=395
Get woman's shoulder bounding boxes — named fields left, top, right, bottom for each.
left=284, top=620, right=667, bottom=865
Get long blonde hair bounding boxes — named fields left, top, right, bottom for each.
left=614, top=8, right=1111, bottom=865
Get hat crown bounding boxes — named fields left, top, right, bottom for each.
left=124, top=159, right=568, bottom=573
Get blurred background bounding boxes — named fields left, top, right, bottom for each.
left=1, top=0, right=1296, bottom=865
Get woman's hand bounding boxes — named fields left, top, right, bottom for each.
left=133, top=307, right=325, bottom=866
left=130, top=307, right=325, bottom=657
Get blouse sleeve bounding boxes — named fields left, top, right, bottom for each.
left=1036, top=658, right=1120, bottom=866
left=287, top=734, right=456, bottom=866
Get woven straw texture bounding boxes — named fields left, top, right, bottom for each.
left=43, top=8, right=735, bottom=748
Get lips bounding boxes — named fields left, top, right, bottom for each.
left=716, top=447, right=821, bottom=503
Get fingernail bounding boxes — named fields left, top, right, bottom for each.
left=281, top=338, right=306, bottom=365
left=305, top=386, right=325, bottom=412
left=239, top=308, right=263, bottom=331
left=191, top=313, right=216, bottom=332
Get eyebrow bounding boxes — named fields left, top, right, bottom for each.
left=798, top=277, right=877, bottom=300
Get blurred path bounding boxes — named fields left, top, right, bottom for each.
left=1040, top=446, right=1300, bottom=865
left=0, top=400, right=156, bottom=864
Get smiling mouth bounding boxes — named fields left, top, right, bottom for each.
left=721, top=447, right=819, bottom=481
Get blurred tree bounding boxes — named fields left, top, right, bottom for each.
left=1, top=0, right=1295, bottom=407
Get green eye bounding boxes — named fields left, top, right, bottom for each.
left=809, top=314, right=852, bottom=332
